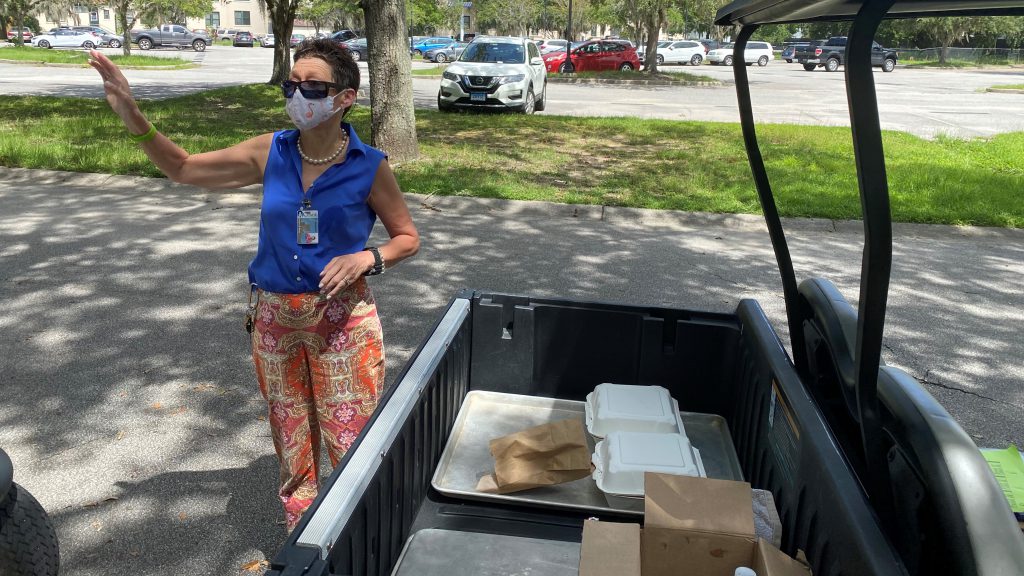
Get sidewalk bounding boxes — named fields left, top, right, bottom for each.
left=0, top=167, right=1021, bottom=575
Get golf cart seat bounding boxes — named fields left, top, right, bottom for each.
left=799, top=277, right=1023, bottom=575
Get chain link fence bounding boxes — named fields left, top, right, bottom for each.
left=898, top=47, right=1024, bottom=65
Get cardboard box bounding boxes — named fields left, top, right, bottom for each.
left=578, top=473, right=811, bottom=576
left=643, top=472, right=811, bottom=576
left=579, top=519, right=642, bottom=576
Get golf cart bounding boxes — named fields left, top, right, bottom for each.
left=265, top=1, right=1024, bottom=575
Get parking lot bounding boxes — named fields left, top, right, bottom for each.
left=1, top=44, right=1022, bottom=137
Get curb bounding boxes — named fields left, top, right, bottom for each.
left=1, top=167, right=1020, bottom=240
left=986, top=87, right=1024, bottom=94
left=0, top=58, right=192, bottom=70
left=546, top=76, right=721, bottom=86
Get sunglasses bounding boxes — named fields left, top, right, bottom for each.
left=281, top=80, right=347, bottom=99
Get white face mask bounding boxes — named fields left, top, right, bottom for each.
left=285, top=91, right=341, bottom=131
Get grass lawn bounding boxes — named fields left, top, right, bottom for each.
left=902, top=58, right=1019, bottom=69
left=0, top=84, right=1021, bottom=228
left=989, top=84, right=1024, bottom=90
left=411, top=66, right=446, bottom=76
left=0, top=45, right=195, bottom=68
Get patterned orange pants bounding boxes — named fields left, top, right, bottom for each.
left=250, top=278, right=384, bottom=531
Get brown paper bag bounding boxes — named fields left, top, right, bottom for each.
left=476, top=418, right=593, bottom=494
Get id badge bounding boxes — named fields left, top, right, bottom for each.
left=297, top=209, right=319, bottom=245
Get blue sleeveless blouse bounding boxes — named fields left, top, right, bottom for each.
left=248, top=123, right=387, bottom=293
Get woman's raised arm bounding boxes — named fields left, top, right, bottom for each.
left=89, top=50, right=270, bottom=190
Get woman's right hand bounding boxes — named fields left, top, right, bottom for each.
left=88, top=50, right=142, bottom=125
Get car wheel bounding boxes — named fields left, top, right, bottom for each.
left=690, top=54, right=703, bottom=66
left=559, top=62, right=573, bottom=73
left=803, top=63, right=817, bottom=71
left=656, top=54, right=664, bottom=66
left=883, top=58, right=896, bottom=72
left=437, top=93, right=453, bottom=112
left=723, top=55, right=733, bottom=66
left=193, top=39, right=206, bottom=52
left=412, top=49, right=421, bottom=56
left=758, top=55, right=769, bottom=66
left=520, top=86, right=535, bottom=115
left=619, top=62, right=633, bottom=71
left=109, top=39, right=121, bottom=48
left=82, top=40, right=95, bottom=49
left=349, top=49, right=361, bottom=61
left=534, top=83, right=547, bottom=112
left=434, top=53, right=446, bottom=63
left=785, top=58, right=792, bottom=63
left=138, top=37, right=152, bottom=50
left=825, top=57, right=840, bottom=72
left=38, top=40, right=50, bottom=48
left=0, top=483, right=61, bottom=576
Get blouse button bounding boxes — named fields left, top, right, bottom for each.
left=293, top=254, right=299, bottom=260
left=295, top=276, right=302, bottom=282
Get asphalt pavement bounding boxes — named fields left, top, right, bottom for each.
left=2, top=44, right=1023, bottom=137
left=0, top=167, right=1021, bottom=575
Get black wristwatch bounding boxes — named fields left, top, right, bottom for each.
left=363, top=246, right=385, bottom=276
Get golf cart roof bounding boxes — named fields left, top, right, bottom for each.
left=716, top=0, right=1024, bottom=26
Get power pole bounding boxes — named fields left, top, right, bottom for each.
left=564, top=0, right=574, bottom=72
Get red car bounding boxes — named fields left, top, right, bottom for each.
left=6, top=28, right=33, bottom=42
left=542, top=39, right=641, bottom=73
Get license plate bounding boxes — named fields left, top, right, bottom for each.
left=470, top=92, right=486, bottom=102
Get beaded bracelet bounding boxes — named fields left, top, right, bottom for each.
left=128, top=123, right=157, bottom=144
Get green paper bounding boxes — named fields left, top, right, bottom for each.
left=982, top=444, right=1024, bottom=512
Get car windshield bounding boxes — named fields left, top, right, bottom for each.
left=459, top=42, right=525, bottom=64
left=722, top=43, right=735, bottom=50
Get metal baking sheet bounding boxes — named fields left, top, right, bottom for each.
left=391, top=529, right=580, bottom=576
left=431, top=390, right=743, bottom=517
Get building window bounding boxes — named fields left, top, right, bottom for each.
left=234, top=11, right=250, bottom=25
left=103, top=9, right=110, bottom=19
left=89, top=11, right=99, bottom=24
left=206, top=12, right=220, bottom=27
left=463, top=15, right=471, bottom=29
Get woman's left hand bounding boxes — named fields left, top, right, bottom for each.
left=319, top=252, right=374, bottom=298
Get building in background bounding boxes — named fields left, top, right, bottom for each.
left=34, top=2, right=320, bottom=37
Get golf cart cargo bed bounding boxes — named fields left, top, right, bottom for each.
left=268, top=292, right=906, bottom=576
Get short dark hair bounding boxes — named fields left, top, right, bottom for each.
left=292, top=38, right=359, bottom=93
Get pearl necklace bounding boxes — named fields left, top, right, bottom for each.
left=297, top=133, right=348, bottom=165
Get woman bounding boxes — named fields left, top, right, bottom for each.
left=89, top=39, right=419, bottom=531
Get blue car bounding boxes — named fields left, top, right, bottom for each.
left=410, top=36, right=453, bottom=56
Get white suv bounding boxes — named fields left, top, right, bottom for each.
left=706, top=41, right=774, bottom=66
left=657, top=40, right=706, bottom=66
left=438, top=36, right=547, bottom=114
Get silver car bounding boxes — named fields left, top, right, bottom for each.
left=423, top=41, right=467, bottom=63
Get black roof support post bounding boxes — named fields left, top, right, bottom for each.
left=731, top=25, right=807, bottom=376
left=845, top=0, right=897, bottom=515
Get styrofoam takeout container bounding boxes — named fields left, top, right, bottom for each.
left=585, top=384, right=687, bottom=439
left=592, top=431, right=706, bottom=504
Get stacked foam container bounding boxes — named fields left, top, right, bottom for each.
left=586, top=384, right=706, bottom=506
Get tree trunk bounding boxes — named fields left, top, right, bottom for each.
left=266, top=0, right=298, bottom=84
left=119, top=12, right=132, bottom=56
left=642, top=8, right=665, bottom=74
left=1, top=16, right=8, bottom=42
left=939, top=40, right=949, bottom=64
left=362, top=0, right=418, bottom=163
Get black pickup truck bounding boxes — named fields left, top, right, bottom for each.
left=795, top=36, right=897, bottom=72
